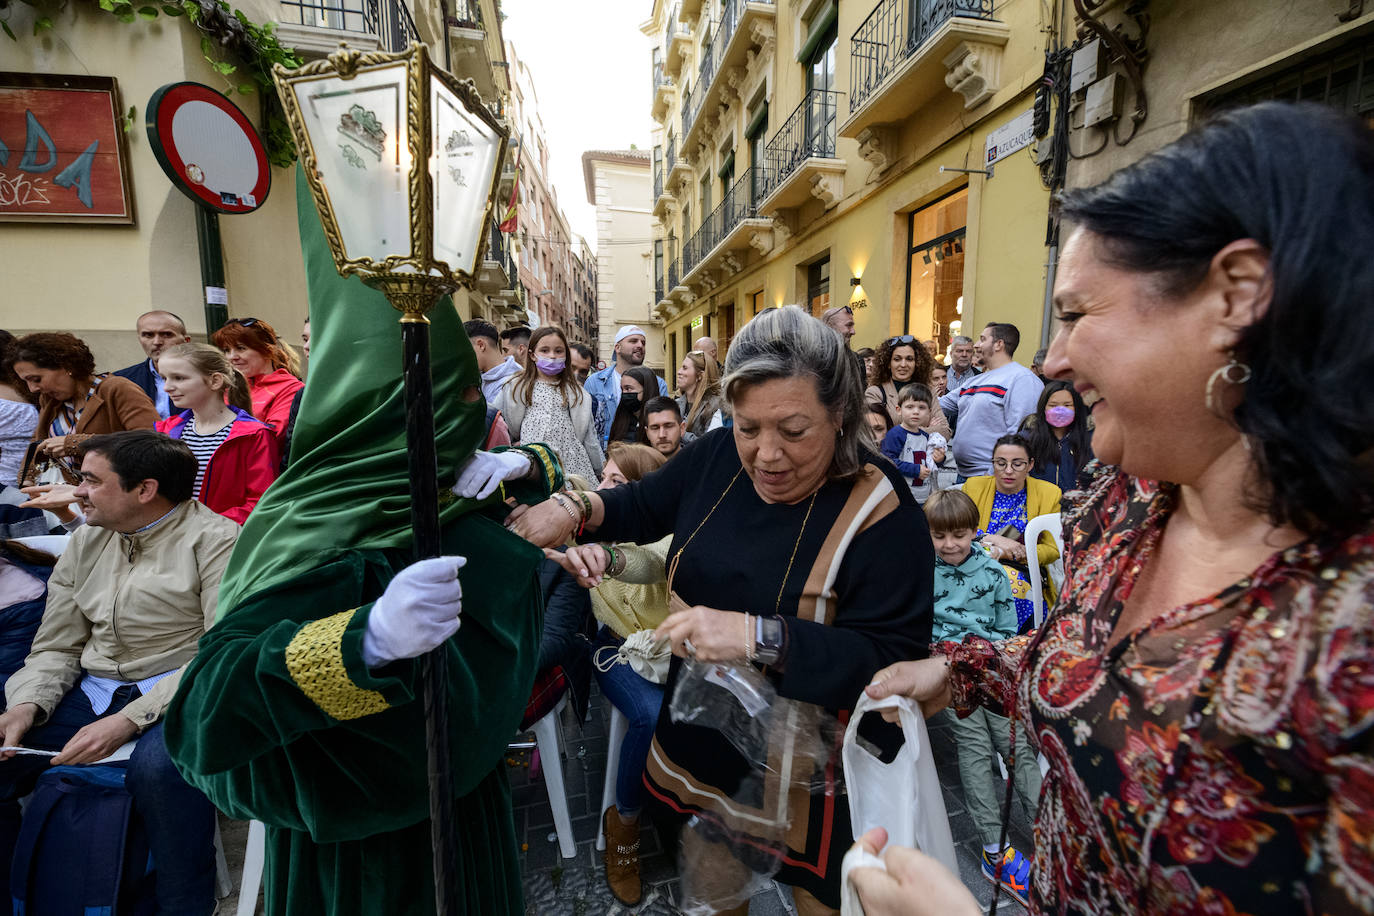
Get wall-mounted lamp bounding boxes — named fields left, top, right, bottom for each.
left=850, top=277, right=861, bottom=287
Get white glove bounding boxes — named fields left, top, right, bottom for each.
left=360, top=556, right=466, bottom=668
left=453, top=450, right=534, bottom=500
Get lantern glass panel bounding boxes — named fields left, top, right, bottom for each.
left=290, top=60, right=413, bottom=264
left=430, top=75, right=501, bottom=276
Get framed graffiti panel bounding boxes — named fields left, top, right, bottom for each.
left=0, top=73, right=136, bottom=224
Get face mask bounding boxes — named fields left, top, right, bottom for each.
left=620, top=392, right=641, bottom=410
left=536, top=358, right=565, bottom=376
left=1045, top=405, right=1075, bottom=428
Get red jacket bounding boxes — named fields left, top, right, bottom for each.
left=157, top=408, right=280, bottom=524
left=248, top=368, right=304, bottom=448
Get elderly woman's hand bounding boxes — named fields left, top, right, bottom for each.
left=848, top=828, right=980, bottom=916
left=654, top=605, right=750, bottom=663
left=506, top=498, right=577, bottom=548
left=543, top=544, right=609, bottom=588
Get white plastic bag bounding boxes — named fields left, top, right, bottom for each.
left=842, top=692, right=958, bottom=872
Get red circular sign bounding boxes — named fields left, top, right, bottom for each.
left=146, top=82, right=270, bottom=214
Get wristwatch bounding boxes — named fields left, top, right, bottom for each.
left=754, top=615, right=785, bottom=666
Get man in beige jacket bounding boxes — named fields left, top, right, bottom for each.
left=0, top=429, right=238, bottom=915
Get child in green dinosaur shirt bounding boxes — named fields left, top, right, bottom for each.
left=924, top=489, right=1041, bottom=906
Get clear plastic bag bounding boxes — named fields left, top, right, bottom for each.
left=669, top=660, right=845, bottom=914
left=668, top=660, right=777, bottom=765
left=669, top=659, right=838, bottom=777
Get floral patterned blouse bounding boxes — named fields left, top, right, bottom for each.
left=938, top=463, right=1374, bottom=915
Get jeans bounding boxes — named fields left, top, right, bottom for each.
left=939, top=707, right=1041, bottom=848
left=592, top=627, right=664, bottom=815
left=0, top=684, right=218, bottom=915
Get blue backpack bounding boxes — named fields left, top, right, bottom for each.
left=11, top=765, right=156, bottom=916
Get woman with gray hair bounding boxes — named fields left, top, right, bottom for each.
left=511, top=305, right=933, bottom=913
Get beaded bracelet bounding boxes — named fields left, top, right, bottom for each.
left=573, top=490, right=593, bottom=521
left=552, top=494, right=580, bottom=530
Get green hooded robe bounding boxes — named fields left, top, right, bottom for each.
left=163, top=172, right=561, bottom=915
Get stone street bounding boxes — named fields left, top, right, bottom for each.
left=511, top=684, right=1035, bottom=916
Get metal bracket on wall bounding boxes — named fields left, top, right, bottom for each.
left=939, top=164, right=994, bottom=179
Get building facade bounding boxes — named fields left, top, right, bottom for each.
left=505, top=41, right=593, bottom=344
left=2, top=0, right=515, bottom=369
left=571, top=237, right=600, bottom=351
left=1056, top=2, right=1371, bottom=192
left=641, top=0, right=1055, bottom=376
left=582, top=149, right=662, bottom=373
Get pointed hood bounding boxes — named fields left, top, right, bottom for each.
left=215, top=167, right=487, bottom=619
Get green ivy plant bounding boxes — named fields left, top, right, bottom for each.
left=2, top=0, right=302, bottom=166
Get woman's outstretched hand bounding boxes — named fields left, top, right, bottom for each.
left=543, top=544, right=609, bottom=588
left=865, top=658, right=952, bottom=721
left=847, top=828, right=981, bottom=916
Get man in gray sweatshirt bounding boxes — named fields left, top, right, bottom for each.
left=939, top=322, right=1043, bottom=479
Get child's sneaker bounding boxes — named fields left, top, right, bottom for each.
left=981, top=846, right=1031, bottom=906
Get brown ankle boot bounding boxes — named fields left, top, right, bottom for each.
left=602, top=806, right=642, bottom=905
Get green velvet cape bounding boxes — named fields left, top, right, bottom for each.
left=164, top=169, right=555, bottom=915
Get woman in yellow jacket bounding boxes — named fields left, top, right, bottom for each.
left=963, top=433, right=1061, bottom=630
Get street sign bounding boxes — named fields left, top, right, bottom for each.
left=146, top=82, right=270, bottom=214
left=985, top=109, right=1035, bottom=167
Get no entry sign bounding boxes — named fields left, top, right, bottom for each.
left=146, top=81, right=270, bottom=214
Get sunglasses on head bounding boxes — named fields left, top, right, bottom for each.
left=887, top=335, right=916, bottom=346
left=227, top=318, right=260, bottom=328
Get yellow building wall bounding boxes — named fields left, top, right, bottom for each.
left=658, top=0, right=1053, bottom=368
left=1, top=1, right=310, bottom=371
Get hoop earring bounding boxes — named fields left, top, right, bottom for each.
left=1204, top=353, right=1251, bottom=418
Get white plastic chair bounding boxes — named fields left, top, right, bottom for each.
left=235, top=820, right=266, bottom=916
left=595, top=706, right=629, bottom=852
left=1024, top=513, right=1065, bottom=628
left=530, top=695, right=577, bottom=859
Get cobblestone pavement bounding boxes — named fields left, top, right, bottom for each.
left=513, top=685, right=1034, bottom=916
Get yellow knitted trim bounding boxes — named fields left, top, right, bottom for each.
left=284, top=610, right=391, bottom=721
left=522, top=443, right=559, bottom=489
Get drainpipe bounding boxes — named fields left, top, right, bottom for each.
left=439, top=0, right=452, bottom=71
left=1040, top=242, right=1058, bottom=349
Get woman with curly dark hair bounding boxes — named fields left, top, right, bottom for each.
left=1017, top=379, right=1094, bottom=493
left=8, top=332, right=157, bottom=478
left=865, top=335, right=949, bottom=438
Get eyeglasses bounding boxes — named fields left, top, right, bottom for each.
left=226, top=318, right=260, bottom=328
left=887, top=335, right=916, bottom=346
left=991, top=459, right=1029, bottom=471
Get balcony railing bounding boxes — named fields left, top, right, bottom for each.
left=680, top=0, right=773, bottom=140
left=849, top=0, right=995, bottom=113
left=665, top=136, right=677, bottom=176
left=655, top=274, right=666, bottom=303
left=653, top=62, right=670, bottom=96
left=682, top=166, right=764, bottom=275
left=447, top=0, right=482, bottom=29
left=653, top=161, right=664, bottom=201
left=668, top=259, right=681, bottom=290
left=762, top=89, right=841, bottom=195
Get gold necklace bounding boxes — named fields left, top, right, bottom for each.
left=668, top=468, right=821, bottom=615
